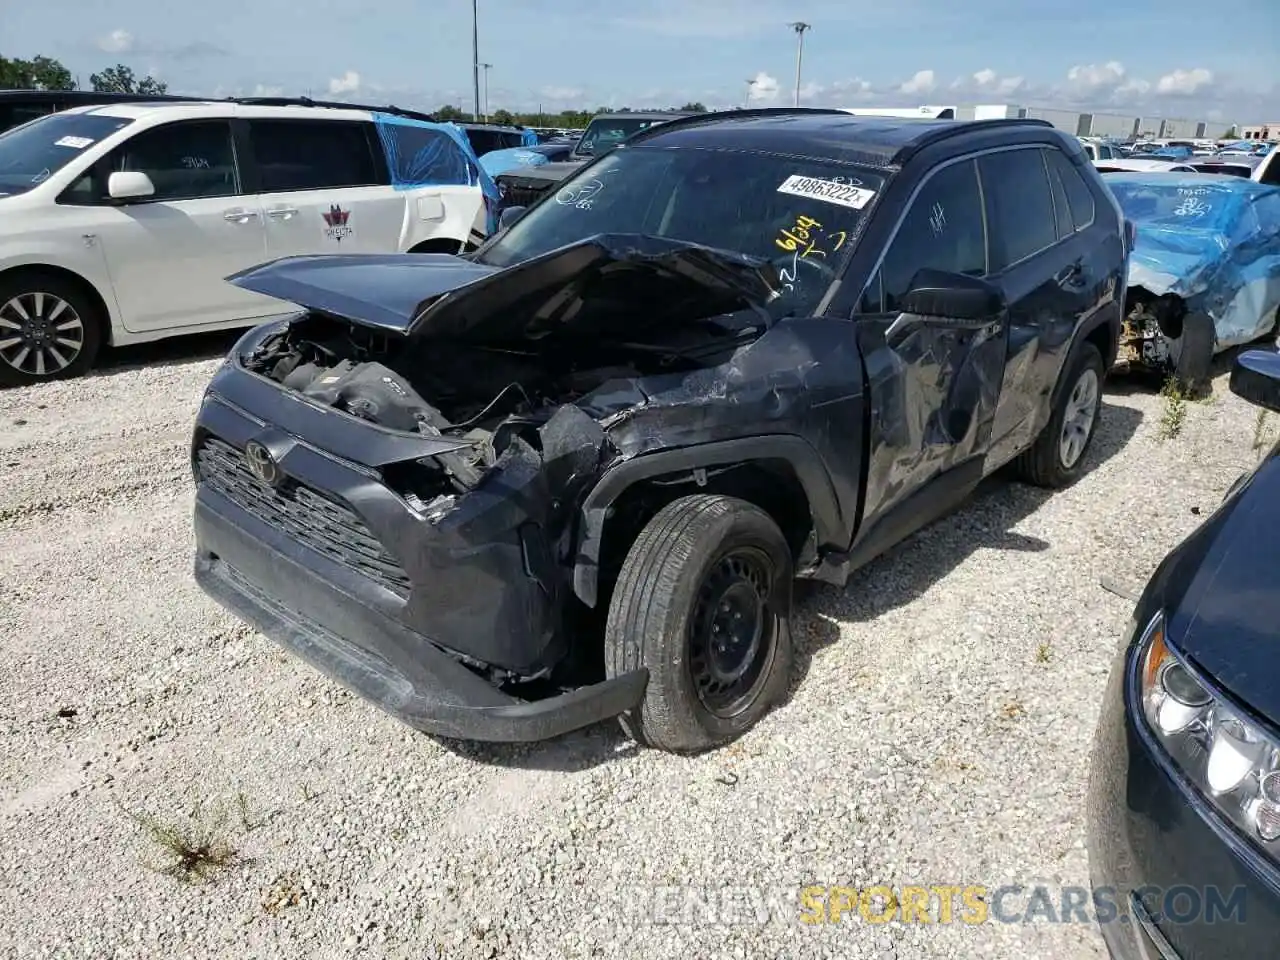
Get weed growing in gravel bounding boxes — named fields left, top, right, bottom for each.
left=1252, top=407, right=1274, bottom=456
left=1035, top=642, right=1052, bottom=664
left=1158, top=377, right=1188, bottom=439
left=1000, top=699, right=1026, bottom=720
left=116, top=796, right=245, bottom=883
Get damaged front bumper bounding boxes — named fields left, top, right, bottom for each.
left=191, top=365, right=648, bottom=743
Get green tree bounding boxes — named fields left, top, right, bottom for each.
left=89, top=63, right=167, bottom=95
left=679, top=101, right=707, bottom=112
left=490, top=108, right=515, bottom=126
left=435, top=103, right=467, bottom=121
left=0, top=53, right=75, bottom=90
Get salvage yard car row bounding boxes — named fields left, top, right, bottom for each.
left=5, top=103, right=1280, bottom=959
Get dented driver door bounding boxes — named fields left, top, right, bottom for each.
left=851, top=158, right=1009, bottom=529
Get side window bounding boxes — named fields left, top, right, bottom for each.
left=1046, top=151, right=1074, bottom=239
left=1045, top=149, right=1097, bottom=236
left=874, top=159, right=987, bottom=314
left=110, top=121, right=238, bottom=201
left=249, top=120, right=382, bottom=192
left=1261, top=156, right=1280, bottom=187
left=978, top=149, right=1057, bottom=271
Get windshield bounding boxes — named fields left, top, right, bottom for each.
left=0, top=112, right=132, bottom=197
left=478, top=145, right=886, bottom=318
left=574, top=117, right=669, bottom=157
left=1107, top=180, right=1241, bottom=233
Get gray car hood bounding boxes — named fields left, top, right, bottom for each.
left=226, top=234, right=781, bottom=343
left=506, top=158, right=589, bottom=185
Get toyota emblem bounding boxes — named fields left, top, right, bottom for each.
left=244, top=440, right=282, bottom=487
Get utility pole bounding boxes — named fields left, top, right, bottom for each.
left=745, top=77, right=757, bottom=108
left=471, top=0, right=481, bottom=122
left=481, top=63, right=492, bottom=122
left=788, top=21, right=810, bottom=107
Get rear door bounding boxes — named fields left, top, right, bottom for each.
left=981, top=146, right=1101, bottom=465
left=852, top=157, right=1009, bottom=524
left=243, top=117, right=406, bottom=256
left=73, top=117, right=280, bottom=333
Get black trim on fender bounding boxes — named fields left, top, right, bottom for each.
left=571, top=434, right=844, bottom=607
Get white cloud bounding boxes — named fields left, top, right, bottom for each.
left=747, top=71, right=780, bottom=103
left=97, top=29, right=134, bottom=54
left=1065, top=61, right=1129, bottom=94
left=252, top=83, right=285, bottom=98
left=899, top=70, right=936, bottom=95
left=327, top=70, right=361, bottom=95
left=956, top=68, right=1026, bottom=97
left=1156, top=68, right=1214, bottom=96
left=539, top=85, right=585, bottom=102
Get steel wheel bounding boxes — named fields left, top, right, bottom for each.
left=0, top=291, right=86, bottom=378
left=688, top=546, right=779, bottom=719
left=1059, top=366, right=1100, bottom=469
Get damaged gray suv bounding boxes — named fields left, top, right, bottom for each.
left=192, top=108, right=1128, bottom=753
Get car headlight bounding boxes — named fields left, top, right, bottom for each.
left=1137, top=610, right=1280, bottom=850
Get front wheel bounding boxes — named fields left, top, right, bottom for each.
left=0, top=273, right=103, bottom=387
left=1015, top=341, right=1105, bottom=488
left=604, top=494, right=794, bottom=753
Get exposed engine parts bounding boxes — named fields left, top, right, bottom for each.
left=1117, top=289, right=1186, bottom=372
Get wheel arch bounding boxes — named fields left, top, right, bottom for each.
left=407, top=237, right=472, bottom=255
left=0, top=263, right=115, bottom=345
left=571, top=435, right=844, bottom=609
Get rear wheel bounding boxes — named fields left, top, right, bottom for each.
left=604, top=494, right=794, bottom=753
left=0, top=273, right=103, bottom=387
left=1015, top=341, right=1104, bottom=488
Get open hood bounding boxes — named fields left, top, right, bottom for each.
left=227, top=234, right=781, bottom=343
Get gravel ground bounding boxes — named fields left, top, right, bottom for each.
left=1, top=339, right=1273, bottom=960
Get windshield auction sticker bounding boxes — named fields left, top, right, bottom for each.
left=776, top=175, right=876, bottom=210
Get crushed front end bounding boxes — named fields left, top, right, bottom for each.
left=192, top=330, right=649, bottom=741
left=191, top=239, right=787, bottom=741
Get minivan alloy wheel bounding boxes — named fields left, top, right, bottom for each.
left=1060, top=367, right=1100, bottom=469
left=0, top=292, right=85, bottom=377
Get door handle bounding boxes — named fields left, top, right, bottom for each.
left=266, top=207, right=300, bottom=220
left=223, top=208, right=259, bottom=223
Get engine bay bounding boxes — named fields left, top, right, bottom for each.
left=240, top=311, right=764, bottom=491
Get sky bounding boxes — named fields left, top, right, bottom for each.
left=4, top=0, right=1277, bottom=123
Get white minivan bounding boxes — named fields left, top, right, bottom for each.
left=0, top=100, right=492, bottom=385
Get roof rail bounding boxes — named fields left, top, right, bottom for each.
left=891, top=117, right=1056, bottom=164
left=227, top=96, right=440, bottom=124
left=622, top=106, right=848, bottom=145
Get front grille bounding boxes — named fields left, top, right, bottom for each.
left=197, top=436, right=411, bottom=598
left=496, top=174, right=555, bottom=209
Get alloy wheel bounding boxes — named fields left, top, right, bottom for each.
left=1059, top=367, right=1100, bottom=469
left=0, top=292, right=85, bottom=378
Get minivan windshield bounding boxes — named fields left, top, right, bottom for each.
left=478, top=145, right=886, bottom=318
left=0, top=112, right=132, bottom=197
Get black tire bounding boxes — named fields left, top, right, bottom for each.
left=1171, top=311, right=1214, bottom=390
left=1015, top=341, right=1105, bottom=488
left=604, top=494, right=794, bottom=753
left=0, top=271, right=103, bottom=387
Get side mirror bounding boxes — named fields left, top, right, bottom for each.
left=1229, top=349, right=1280, bottom=413
left=498, top=205, right=527, bottom=231
left=886, top=270, right=1006, bottom=348
left=107, top=171, right=156, bottom=201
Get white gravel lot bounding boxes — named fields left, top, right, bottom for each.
left=0, top=338, right=1273, bottom=960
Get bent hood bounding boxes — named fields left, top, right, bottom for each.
left=1126, top=224, right=1227, bottom=299
left=226, top=234, right=781, bottom=343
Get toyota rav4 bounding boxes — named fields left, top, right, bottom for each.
left=191, top=108, right=1129, bottom=753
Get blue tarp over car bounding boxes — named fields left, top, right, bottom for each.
left=1104, top=172, right=1280, bottom=351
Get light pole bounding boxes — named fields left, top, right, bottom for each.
left=471, top=0, right=481, bottom=122
left=744, top=77, right=757, bottom=109
left=788, top=21, right=810, bottom=107
left=480, top=63, right=492, bottom=122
